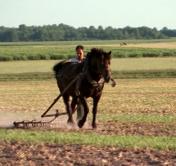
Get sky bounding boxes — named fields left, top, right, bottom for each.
left=0, top=0, right=176, bottom=30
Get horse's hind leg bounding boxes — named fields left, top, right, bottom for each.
left=63, top=95, right=74, bottom=124
left=78, top=97, right=89, bottom=128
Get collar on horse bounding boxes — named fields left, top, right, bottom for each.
left=85, top=71, right=105, bottom=88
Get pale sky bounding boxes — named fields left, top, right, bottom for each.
left=0, top=0, right=175, bottom=29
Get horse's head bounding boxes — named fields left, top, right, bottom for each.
left=86, top=48, right=112, bottom=83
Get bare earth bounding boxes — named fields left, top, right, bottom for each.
left=0, top=118, right=176, bottom=165
left=0, top=141, right=176, bottom=166
left=0, top=78, right=176, bottom=165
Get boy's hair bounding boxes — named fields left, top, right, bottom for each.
left=75, top=45, right=84, bottom=50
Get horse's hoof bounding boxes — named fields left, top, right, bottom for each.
left=78, top=120, right=84, bottom=128
left=67, top=118, right=74, bottom=124
left=92, top=123, right=97, bottom=129
left=72, top=109, right=76, bottom=114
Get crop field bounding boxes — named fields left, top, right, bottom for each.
left=0, top=78, right=176, bottom=164
left=0, top=57, right=176, bottom=81
left=1, top=39, right=176, bottom=61
left=0, top=40, right=176, bottom=165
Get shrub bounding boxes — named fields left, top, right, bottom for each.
left=142, top=52, right=159, bottom=57
left=13, top=55, right=23, bottom=60
left=128, top=53, right=140, bottom=58
left=50, top=54, right=65, bottom=60
left=27, top=55, right=41, bottom=60
left=0, top=55, right=13, bottom=61
left=38, top=54, right=50, bottom=60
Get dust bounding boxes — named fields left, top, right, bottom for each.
left=0, top=111, right=41, bottom=128
left=0, top=110, right=92, bottom=130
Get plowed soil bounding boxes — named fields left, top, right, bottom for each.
left=0, top=141, right=176, bottom=166
left=1, top=79, right=176, bottom=165
left=0, top=116, right=176, bottom=165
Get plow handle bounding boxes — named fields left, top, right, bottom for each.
left=41, top=74, right=80, bottom=118
left=41, top=94, right=62, bottom=117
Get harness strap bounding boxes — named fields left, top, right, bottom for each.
left=86, top=71, right=105, bottom=88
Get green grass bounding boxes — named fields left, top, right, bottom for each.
left=0, top=129, right=175, bottom=150
left=1, top=39, right=176, bottom=61
left=99, top=114, right=176, bottom=123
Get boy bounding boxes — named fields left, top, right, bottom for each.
left=69, top=45, right=85, bottom=63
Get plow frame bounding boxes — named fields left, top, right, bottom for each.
left=13, top=74, right=81, bottom=128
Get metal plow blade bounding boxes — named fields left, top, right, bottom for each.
left=13, top=109, right=67, bottom=129
left=13, top=120, right=51, bottom=129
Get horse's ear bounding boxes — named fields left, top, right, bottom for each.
left=86, top=52, right=91, bottom=64
left=107, top=51, right=111, bottom=59
left=86, top=52, right=91, bottom=59
left=108, top=51, right=111, bottom=55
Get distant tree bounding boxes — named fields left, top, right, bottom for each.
left=104, top=26, right=115, bottom=39
left=161, top=27, right=176, bottom=37
left=96, top=26, right=104, bottom=39
left=2, top=29, right=19, bottom=41
left=77, top=27, right=88, bottom=40
left=0, top=24, right=174, bottom=41
left=87, top=26, right=97, bottom=39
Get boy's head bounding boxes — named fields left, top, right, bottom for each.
left=75, top=45, right=84, bottom=61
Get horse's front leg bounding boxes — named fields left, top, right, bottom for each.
left=71, top=96, right=78, bottom=114
left=78, top=97, right=89, bottom=128
left=92, top=96, right=101, bottom=128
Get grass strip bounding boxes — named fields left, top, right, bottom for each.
left=0, top=129, right=175, bottom=150
left=0, top=72, right=54, bottom=81
left=1, top=40, right=176, bottom=61
left=0, top=69, right=176, bottom=81
left=113, top=70, right=176, bottom=79
left=99, top=114, right=176, bottom=124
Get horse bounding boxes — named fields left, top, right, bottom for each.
left=53, top=48, right=112, bottom=128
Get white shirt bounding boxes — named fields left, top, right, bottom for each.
left=68, top=57, right=82, bottom=63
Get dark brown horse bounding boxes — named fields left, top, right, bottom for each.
left=53, top=48, right=112, bottom=128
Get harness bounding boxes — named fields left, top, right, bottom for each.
left=75, top=71, right=105, bottom=98
left=86, top=71, right=105, bottom=89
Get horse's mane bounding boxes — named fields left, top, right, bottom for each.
left=86, top=48, right=111, bottom=60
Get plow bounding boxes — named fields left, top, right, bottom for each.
left=13, top=74, right=80, bottom=129
left=13, top=109, right=67, bottom=129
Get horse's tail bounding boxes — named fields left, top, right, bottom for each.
left=53, top=60, right=65, bottom=78
left=53, top=60, right=67, bottom=71
left=53, top=63, right=61, bottom=73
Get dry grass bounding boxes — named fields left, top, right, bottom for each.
left=0, top=79, right=176, bottom=149
left=0, top=79, right=175, bottom=116
left=126, top=42, right=176, bottom=49
left=100, top=79, right=176, bottom=115
left=0, top=58, right=176, bottom=74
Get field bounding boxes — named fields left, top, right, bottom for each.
left=0, top=79, right=176, bottom=164
left=1, top=39, right=176, bottom=61
left=0, top=40, right=176, bottom=165
left=0, top=57, right=176, bottom=81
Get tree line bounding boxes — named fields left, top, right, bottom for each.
left=0, top=24, right=175, bottom=42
